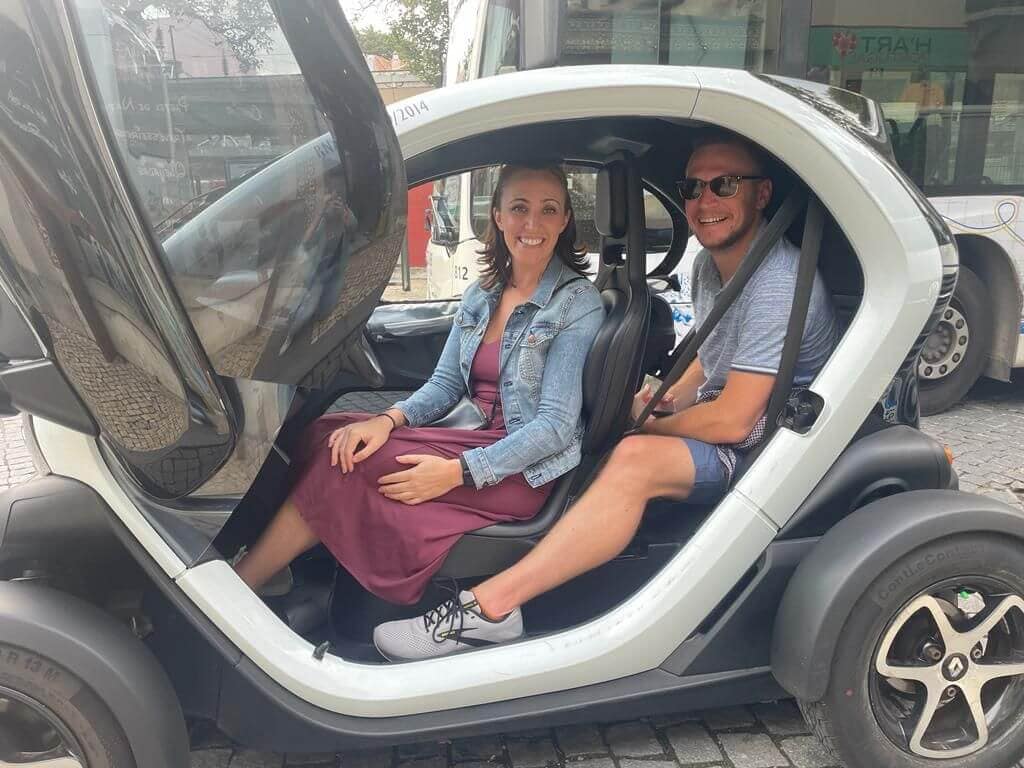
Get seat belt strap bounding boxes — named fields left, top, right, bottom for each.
left=746, top=194, right=824, bottom=460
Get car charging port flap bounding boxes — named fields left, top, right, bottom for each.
left=779, top=389, right=824, bottom=434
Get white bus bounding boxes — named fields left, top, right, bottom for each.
left=426, top=0, right=1024, bottom=415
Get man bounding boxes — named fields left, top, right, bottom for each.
left=374, top=129, right=839, bottom=661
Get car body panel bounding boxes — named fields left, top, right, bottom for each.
left=173, top=491, right=777, bottom=717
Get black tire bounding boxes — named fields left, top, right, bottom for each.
left=799, top=534, right=1024, bottom=768
left=0, top=642, right=136, bottom=767
left=919, top=266, right=992, bottom=415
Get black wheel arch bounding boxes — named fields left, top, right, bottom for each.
left=771, top=489, right=1024, bottom=702
left=0, top=475, right=137, bottom=581
left=0, top=580, right=189, bottom=768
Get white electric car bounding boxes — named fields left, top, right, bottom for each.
left=3, top=2, right=1023, bottom=768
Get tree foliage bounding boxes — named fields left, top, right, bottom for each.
left=352, top=0, right=450, bottom=87
left=354, top=26, right=399, bottom=58
left=108, top=1, right=278, bottom=72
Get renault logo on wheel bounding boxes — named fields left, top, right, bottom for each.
left=943, top=653, right=969, bottom=682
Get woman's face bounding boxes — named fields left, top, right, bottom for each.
left=493, top=170, right=570, bottom=269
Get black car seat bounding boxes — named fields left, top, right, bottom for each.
left=438, top=156, right=652, bottom=578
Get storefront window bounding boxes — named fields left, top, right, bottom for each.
left=808, top=0, right=1024, bottom=191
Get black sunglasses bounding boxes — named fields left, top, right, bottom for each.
left=677, top=175, right=766, bottom=201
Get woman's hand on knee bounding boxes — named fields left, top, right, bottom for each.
left=377, top=455, right=462, bottom=505
left=328, top=417, right=393, bottom=473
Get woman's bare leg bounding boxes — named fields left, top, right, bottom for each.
left=233, top=499, right=321, bottom=591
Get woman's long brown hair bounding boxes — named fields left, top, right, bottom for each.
left=476, top=164, right=589, bottom=290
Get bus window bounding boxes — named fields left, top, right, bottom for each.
left=447, top=0, right=485, bottom=84
left=562, top=0, right=661, bottom=66
left=479, top=0, right=519, bottom=77
left=555, top=0, right=774, bottom=69
left=808, top=0, right=1024, bottom=192
left=470, top=166, right=500, bottom=236
left=663, top=0, right=773, bottom=70
left=434, top=175, right=462, bottom=243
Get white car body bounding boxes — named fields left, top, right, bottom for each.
left=36, top=65, right=955, bottom=718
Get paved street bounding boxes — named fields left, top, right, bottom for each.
left=2, top=376, right=1023, bottom=767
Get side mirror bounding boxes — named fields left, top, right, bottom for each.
left=429, top=195, right=459, bottom=247
left=519, top=0, right=565, bottom=70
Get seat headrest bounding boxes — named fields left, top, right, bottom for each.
left=595, top=164, right=627, bottom=240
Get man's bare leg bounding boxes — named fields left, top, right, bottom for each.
left=472, top=435, right=698, bottom=618
left=233, top=499, right=321, bottom=591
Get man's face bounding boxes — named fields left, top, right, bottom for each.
left=683, top=142, right=772, bottom=252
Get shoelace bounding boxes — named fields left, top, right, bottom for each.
left=423, top=595, right=481, bottom=645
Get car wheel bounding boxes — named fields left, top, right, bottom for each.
left=0, top=643, right=136, bottom=768
left=799, top=534, right=1024, bottom=768
left=918, top=266, right=992, bottom=416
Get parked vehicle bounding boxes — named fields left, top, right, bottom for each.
left=3, top=3, right=1023, bottom=768
left=435, top=0, right=1024, bottom=415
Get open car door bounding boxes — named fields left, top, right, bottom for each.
left=0, top=0, right=406, bottom=560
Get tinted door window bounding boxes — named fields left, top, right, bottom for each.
left=75, top=0, right=406, bottom=386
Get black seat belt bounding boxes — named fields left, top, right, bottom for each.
left=744, top=194, right=825, bottom=462
left=630, top=188, right=807, bottom=430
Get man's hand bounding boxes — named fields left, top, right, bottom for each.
left=642, top=370, right=775, bottom=443
left=631, top=384, right=676, bottom=422
left=328, top=417, right=394, bottom=473
left=378, top=455, right=463, bottom=505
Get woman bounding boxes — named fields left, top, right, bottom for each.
left=234, top=164, right=604, bottom=606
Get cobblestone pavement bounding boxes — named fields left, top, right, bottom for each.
left=2, top=376, right=1024, bottom=768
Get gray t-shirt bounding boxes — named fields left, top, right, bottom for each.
left=692, top=236, right=838, bottom=394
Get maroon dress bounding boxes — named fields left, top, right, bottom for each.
left=290, top=341, right=552, bottom=604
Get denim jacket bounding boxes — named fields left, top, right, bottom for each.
left=394, top=258, right=604, bottom=488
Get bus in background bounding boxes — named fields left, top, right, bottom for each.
left=428, top=0, right=1024, bottom=415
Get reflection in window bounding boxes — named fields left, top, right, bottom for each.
left=77, top=0, right=404, bottom=388
left=562, top=0, right=661, bottom=65
left=479, top=0, right=519, bottom=77
left=446, top=0, right=484, bottom=83
left=79, top=10, right=326, bottom=230
left=985, top=73, right=1024, bottom=185
left=470, top=166, right=500, bottom=237
left=558, top=0, right=769, bottom=69
left=807, top=0, right=1024, bottom=190
left=664, top=0, right=768, bottom=69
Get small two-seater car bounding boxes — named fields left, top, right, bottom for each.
left=2, top=2, right=1023, bottom=767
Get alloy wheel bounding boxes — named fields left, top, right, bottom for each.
left=918, top=305, right=970, bottom=381
left=870, top=579, right=1024, bottom=759
left=0, top=685, right=85, bottom=768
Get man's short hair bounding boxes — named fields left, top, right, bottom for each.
left=688, top=128, right=770, bottom=176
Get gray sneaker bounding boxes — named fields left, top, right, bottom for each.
left=373, top=590, right=524, bottom=661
